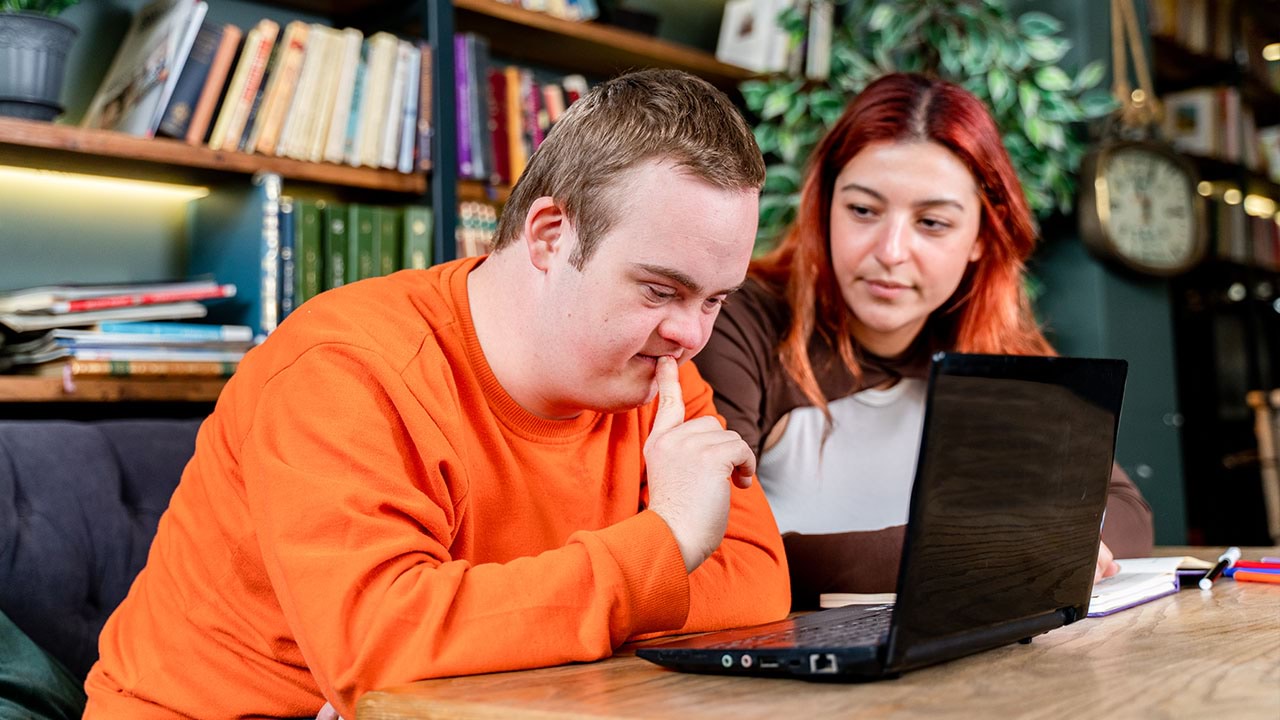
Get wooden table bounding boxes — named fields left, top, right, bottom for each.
left=357, top=548, right=1280, bottom=719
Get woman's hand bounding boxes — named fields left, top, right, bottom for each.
left=1094, top=541, right=1121, bottom=584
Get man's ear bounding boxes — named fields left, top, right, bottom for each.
left=524, top=197, right=569, bottom=272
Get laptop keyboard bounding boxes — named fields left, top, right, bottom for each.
left=715, top=605, right=893, bottom=649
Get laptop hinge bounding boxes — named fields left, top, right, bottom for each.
left=887, top=609, right=1068, bottom=672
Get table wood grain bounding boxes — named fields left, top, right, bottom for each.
left=357, top=547, right=1280, bottom=719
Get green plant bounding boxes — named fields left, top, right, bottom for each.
left=0, top=0, right=79, bottom=14
left=743, top=0, right=1117, bottom=248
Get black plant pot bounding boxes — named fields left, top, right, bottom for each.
left=0, top=11, right=78, bottom=122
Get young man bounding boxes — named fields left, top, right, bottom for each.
left=84, top=70, right=790, bottom=719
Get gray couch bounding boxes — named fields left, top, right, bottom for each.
left=0, top=419, right=201, bottom=681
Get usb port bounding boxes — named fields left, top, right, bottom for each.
left=809, top=653, right=838, bottom=674
left=758, top=655, right=780, bottom=669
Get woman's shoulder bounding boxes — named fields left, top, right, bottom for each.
left=720, top=276, right=791, bottom=337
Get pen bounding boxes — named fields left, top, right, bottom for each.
left=1234, top=570, right=1280, bottom=585
left=1224, top=566, right=1280, bottom=577
left=1199, top=546, right=1241, bottom=590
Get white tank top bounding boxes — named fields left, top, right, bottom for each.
left=757, top=378, right=927, bottom=535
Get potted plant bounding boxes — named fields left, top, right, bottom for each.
left=0, top=0, right=81, bottom=121
left=743, top=0, right=1117, bottom=250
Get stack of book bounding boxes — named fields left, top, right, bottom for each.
left=0, top=279, right=249, bottom=377
left=83, top=0, right=433, bottom=176
left=32, top=322, right=255, bottom=378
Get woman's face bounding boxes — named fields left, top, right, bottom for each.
left=828, top=140, right=984, bottom=357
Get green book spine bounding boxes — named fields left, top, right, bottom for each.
left=296, top=199, right=325, bottom=304
left=323, top=202, right=348, bottom=290
left=377, top=206, right=403, bottom=276
left=402, top=205, right=433, bottom=269
left=347, top=204, right=379, bottom=283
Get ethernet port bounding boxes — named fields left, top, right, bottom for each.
left=809, top=653, right=838, bottom=674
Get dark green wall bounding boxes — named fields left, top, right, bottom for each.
left=1016, top=0, right=1188, bottom=543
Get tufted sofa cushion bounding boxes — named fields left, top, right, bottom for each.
left=0, top=419, right=202, bottom=680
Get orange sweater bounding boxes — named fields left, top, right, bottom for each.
left=84, top=257, right=789, bottom=719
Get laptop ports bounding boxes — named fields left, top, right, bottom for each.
left=809, top=653, right=839, bottom=674
left=758, top=655, right=780, bottom=670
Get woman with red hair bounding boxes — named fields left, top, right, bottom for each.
left=695, top=73, right=1153, bottom=609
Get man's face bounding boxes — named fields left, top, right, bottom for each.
left=533, top=162, right=758, bottom=417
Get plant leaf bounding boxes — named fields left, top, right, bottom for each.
left=1017, top=11, right=1063, bottom=37
left=1034, top=65, right=1072, bottom=91
left=1074, top=59, right=1107, bottom=90
left=868, top=3, right=894, bottom=32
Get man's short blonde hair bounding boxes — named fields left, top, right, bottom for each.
left=492, top=69, right=766, bottom=268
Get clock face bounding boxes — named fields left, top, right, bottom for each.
left=1098, top=147, right=1199, bottom=272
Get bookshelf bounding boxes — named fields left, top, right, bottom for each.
left=453, top=0, right=752, bottom=89
left=0, top=116, right=425, bottom=193
left=1152, top=0, right=1280, bottom=545
left=0, top=375, right=226, bottom=403
left=0, top=0, right=745, bottom=404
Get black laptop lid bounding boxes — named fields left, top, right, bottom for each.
left=885, top=353, right=1127, bottom=671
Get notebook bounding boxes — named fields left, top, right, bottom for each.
left=637, top=352, right=1128, bottom=680
left=1087, top=556, right=1213, bottom=616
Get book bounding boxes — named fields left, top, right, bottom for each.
left=56, top=359, right=238, bottom=377
left=1087, top=556, right=1214, bottom=617
left=0, top=278, right=223, bottom=314
left=49, top=283, right=235, bottom=314
left=377, top=206, right=402, bottom=276
left=402, top=205, right=433, bottom=270
left=156, top=19, right=225, bottom=139
left=322, top=202, right=349, bottom=290
left=278, top=195, right=297, bottom=319
left=356, top=32, right=400, bottom=168
left=396, top=41, right=421, bottom=174
left=322, top=28, right=365, bottom=164
left=415, top=41, right=434, bottom=171
left=0, top=302, right=209, bottom=333
left=248, top=20, right=309, bottom=156
left=82, top=0, right=204, bottom=137
left=818, top=592, right=896, bottom=609
left=187, top=173, right=282, bottom=340
left=295, top=199, right=325, bottom=305
left=208, top=19, right=279, bottom=152
left=90, top=322, right=254, bottom=342
left=346, top=204, right=379, bottom=283
left=184, top=22, right=242, bottom=145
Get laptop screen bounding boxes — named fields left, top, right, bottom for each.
left=886, top=354, right=1127, bottom=668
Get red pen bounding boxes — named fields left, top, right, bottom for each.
left=1233, top=560, right=1280, bottom=570
left=1234, top=570, right=1280, bottom=585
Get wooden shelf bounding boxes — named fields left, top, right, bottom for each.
left=1153, top=36, right=1280, bottom=126
left=458, top=179, right=512, bottom=203
left=0, top=375, right=228, bottom=403
left=0, top=117, right=427, bottom=193
left=453, top=0, right=753, bottom=89
left=1186, top=154, right=1280, bottom=198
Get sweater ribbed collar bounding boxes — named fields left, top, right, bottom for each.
left=450, top=256, right=602, bottom=441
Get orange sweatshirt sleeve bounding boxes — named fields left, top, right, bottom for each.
left=660, top=362, right=791, bottom=634
left=240, top=344, right=692, bottom=717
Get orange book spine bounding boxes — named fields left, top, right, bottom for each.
left=186, top=24, right=243, bottom=145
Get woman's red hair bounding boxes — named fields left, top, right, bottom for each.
left=753, top=73, right=1054, bottom=415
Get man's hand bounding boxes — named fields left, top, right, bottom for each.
left=1094, top=540, right=1120, bottom=584
left=645, top=356, right=756, bottom=574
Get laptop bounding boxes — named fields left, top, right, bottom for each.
left=637, top=352, right=1128, bottom=680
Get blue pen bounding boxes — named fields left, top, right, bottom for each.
left=1224, top=566, right=1280, bottom=577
